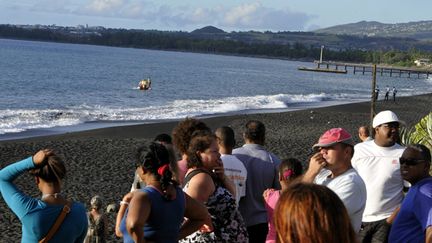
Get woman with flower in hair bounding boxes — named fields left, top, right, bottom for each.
left=119, top=142, right=209, bottom=243
left=0, top=149, right=88, bottom=242
left=263, top=158, right=303, bottom=243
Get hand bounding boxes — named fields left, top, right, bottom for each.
left=199, top=214, right=214, bottom=233
left=211, top=162, right=225, bottom=181
left=302, top=152, right=326, bottom=183
left=308, top=152, right=327, bottom=174
left=32, top=149, right=54, bottom=166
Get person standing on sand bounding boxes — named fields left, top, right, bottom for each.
left=233, top=120, right=281, bottom=243
left=385, top=86, right=390, bottom=101
left=263, top=158, right=303, bottom=243
left=119, top=142, right=209, bottom=242
left=358, top=125, right=373, bottom=142
left=172, top=118, right=211, bottom=185
left=85, top=195, right=108, bottom=243
left=374, top=85, right=380, bottom=101
left=181, top=133, right=248, bottom=242
left=302, top=128, right=367, bottom=233
left=215, top=126, right=247, bottom=206
left=352, top=110, right=406, bottom=242
left=392, top=86, right=398, bottom=102
left=274, top=183, right=357, bottom=243
left=0, top=149, right=88, bottom=242
left=388, top=144, right=432, bottom=243
left=130, top=133, right=178, bottom=191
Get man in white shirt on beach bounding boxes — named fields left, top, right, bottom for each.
left=303, top=127, right=367, bottom=233
left=215, top=126, right=247, bottom=206
left=352, top=110, right=406, bottom=243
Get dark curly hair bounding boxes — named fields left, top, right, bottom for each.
left=136, top=142, right=178, bottom=193
left=186, top=133, right=216, bottom=169
left=172, top=118, right=211, bottom=155
left=28, top=154, right=66, bottom=183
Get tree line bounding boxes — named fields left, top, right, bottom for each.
left=1, top=25, right=431, bottom=67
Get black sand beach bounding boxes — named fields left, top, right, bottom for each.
left=1, top=94, right=431, bottom=241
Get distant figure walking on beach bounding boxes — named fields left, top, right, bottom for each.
left=119, top=142, right=209, bottom=242
left=215, top=126, right=247, bottom=206
left=388, top=144, right=432, bottom=243
left=263, top=158, right=303, bottom=243
left=384, top=86, right=390, bottom=101
left=0, top=149, right=88, bottom=242
left=274, top=183, right=357, bottom=243
left=374, top=85, right=380, bottom=101
left=392, top=86, right=398, bottom=102
left=352, top=110, right=406, bottom=242
left=233, top=120, right=281, bottom=243
left=302, top=128, right=367, bottom=233
left=85, top=195, right=108, bottom=243
left=358, top=125, right=373, bottom=142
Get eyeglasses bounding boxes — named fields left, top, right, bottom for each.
left=399, top=158, right=427, bottom=166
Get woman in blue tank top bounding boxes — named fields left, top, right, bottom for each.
left=119, top=142, right=209, bottom=243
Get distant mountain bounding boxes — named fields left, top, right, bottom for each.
left=315, top=20, right=432, bottom=40
left=191, top=26, right=226, bottom=34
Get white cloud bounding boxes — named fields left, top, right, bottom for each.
left=1, top=1, right=314, bottom=31
left=224, top=2, right=261, bottom=26
left=152, top=2, right=314, bottom=31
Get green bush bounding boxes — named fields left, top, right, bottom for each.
left=400, top=112, right=432, bottom=173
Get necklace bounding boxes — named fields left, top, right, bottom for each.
left=41, top=193, right=62, bottom=200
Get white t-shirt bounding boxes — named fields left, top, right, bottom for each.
left=315, top=168, right=367, bottom=232
left=352, top=140, right=405, bottom=222
left=221, top=154, right=248, bottom=206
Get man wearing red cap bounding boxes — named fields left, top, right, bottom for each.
left=303, top=127, right=367, bottom=233
left=352, top=110, right=406, bottom=243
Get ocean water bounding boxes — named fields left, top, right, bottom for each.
left=1, top=38, right=432, bottom=140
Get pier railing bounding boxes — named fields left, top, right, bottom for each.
left=313, top=61, right=432, bottom=78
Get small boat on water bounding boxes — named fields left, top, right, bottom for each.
left=138, top=78, right=151, bottom=90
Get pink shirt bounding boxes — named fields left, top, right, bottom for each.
left=263, top=188, right=281, bottom=243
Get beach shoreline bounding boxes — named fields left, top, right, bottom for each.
left=1, top=93, right=431, bottom=241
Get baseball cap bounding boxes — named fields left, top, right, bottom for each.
left=372, top=110, right=404, bottom=128
left=312, top=128, right=354, bottom=149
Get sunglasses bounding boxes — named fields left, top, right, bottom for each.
left=399, top=158, right=426, bottom=166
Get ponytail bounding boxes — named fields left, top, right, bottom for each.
left=136, top=143, right=178, bottom=199
left=29, top=154, right=66, bottom=183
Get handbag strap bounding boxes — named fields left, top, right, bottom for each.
left=39, top=200, right=73, bottom=243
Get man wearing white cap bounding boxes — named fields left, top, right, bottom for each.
left=303, top=127, right=367, bottom=233
left=352, top=110, right=406, bottom=243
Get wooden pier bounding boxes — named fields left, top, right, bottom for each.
left=308, top=61, right=432, bottom=78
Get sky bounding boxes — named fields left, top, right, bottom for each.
left=1, top=0, right=431, bottom=32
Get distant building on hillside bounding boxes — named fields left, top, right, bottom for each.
left=414, top=58, right=430, bottom=67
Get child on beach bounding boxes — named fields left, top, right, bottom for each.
left=263, top=158, right=303, bottom=243
left=85, top=195, right=108, bottom=243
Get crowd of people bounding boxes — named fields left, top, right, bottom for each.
left=1, top=110, right=431, bottom=243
